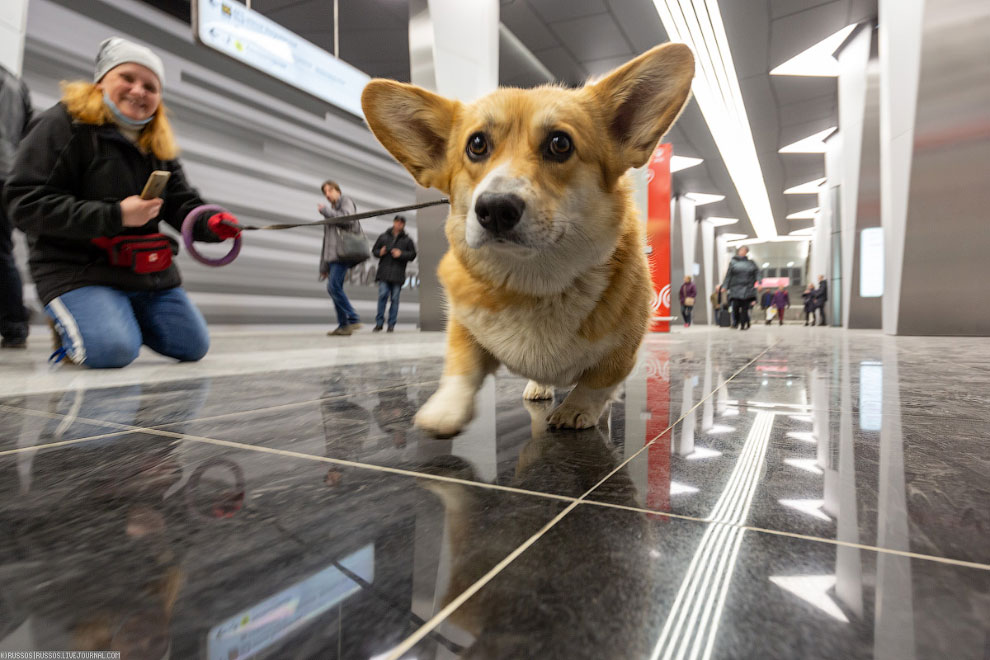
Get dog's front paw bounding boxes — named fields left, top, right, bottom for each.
left=414, top=389, right=474, bottom=438
left=547, top=401, right=600, bottom=429
left=523, top=380, right=554, bottom=401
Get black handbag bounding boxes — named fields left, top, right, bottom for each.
left=334, top=223, right=371, bottom=265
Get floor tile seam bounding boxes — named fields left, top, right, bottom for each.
left=383, top=500, right=581, bottom=660
left=576, top=499, right=990, bottom=571
left=576, top=342, right=779, bottom=504
left=0, top=379, right=443, bottom=442
left=380, top=344, right=779, bottom=660
left=135, top=427, right=582, bottom=503
left=144, top=379, right=442, bottom=431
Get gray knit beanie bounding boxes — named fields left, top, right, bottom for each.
left=94, top=37, right=165, bottom=88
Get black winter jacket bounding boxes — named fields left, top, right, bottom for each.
left=372, top=229, right=416, bottom=284
left=721, top=255, right=759, bottom=302
left=2, top=103, right=220, bottom=304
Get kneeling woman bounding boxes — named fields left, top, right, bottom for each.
left=4, top=37, right=241, bottom=368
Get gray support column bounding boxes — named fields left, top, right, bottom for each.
left=700, top=221, right=715, bottom=324
left=878, top=0, right=924, bottom=335
left=0, top=0, right=28, bottom=74
left=836, top=26, right=872, bottom=329
left=408, top=0, right=499, bottom=331
left=894, top=0, right=990, bottom=335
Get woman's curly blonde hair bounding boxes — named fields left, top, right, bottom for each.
left=60, top=80, right=179, bottom=160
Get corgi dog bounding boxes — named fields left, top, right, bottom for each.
left=361, top=44, right=694, bottom=436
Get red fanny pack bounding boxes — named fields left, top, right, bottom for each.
left=91, top=234, right=174, bottom=274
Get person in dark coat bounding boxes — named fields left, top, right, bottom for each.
left=814, top=275, right=829, bottom=326
left=678, top=275, right=697, bottom=327
left=802, top=284, right=816, bottom=325
left=721, top=246, right=759, bottom=330
left=2, top=38, right=241, bottom=368
left=0, top=64, right=33, bottom=349
left=772, top=287, right=790, bottom=326
left=371, top=215, right=416, bottom=332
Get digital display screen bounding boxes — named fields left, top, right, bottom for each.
left=208, top=544, right=375, bottom=660
left=193, top=0, right=370, bottom=117
left=859, top=227, right=884, bottom=298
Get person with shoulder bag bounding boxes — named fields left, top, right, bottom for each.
left=3, top=38, right=242, bottom=368
left=678, top=275, right=697, bottom=328
left=318, top=179, right=369, bottom=336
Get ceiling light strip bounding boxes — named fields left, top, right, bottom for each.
left=652, top=1, right=778, bottom=239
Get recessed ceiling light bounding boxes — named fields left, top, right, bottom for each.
left=686, top=192, right=725, bottom=206
left=671, top=155, right=704, bottom=173
left=786, top=208, right=819, bottom=220
left=779, top=128, right=837, bottom=154
left=784, top=178, right=827, bottom=194
left=652, top=1, right=777, bottom=240
left=770, top=24, right=858, bottom=77
left=787, top=261, right=795, bottom=267
left=704, top=217, right=738, bottom=226
left=762, top=262, right=770, bottom=268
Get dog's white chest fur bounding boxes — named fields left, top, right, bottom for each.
left=452, top=267, right=617, bottom=386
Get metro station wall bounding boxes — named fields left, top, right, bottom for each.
left=17, top=0, right=420, bottom=325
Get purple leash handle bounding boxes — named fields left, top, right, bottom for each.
left=182, top=204, right=241, bottom=267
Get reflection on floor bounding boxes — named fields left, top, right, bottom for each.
left=1, top=326, right=988, bottom=659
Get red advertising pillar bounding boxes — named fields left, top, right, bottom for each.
left=647, top=143, right=673, bottom=333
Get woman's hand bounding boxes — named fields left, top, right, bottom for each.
left=120, top=195, right=163, bottom=227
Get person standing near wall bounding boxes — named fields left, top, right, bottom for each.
left=802, top=284, right=816, bottom=326
left=0, top=64, right=33, bottom=349
left=678, top=275, right=697, bottom=328
left=721, top=246, right=759, bottom=331
left=772, top=286, right=790, bottom=326
left=3, top=38, right=242, bottom=368
left=371, top=215, right=416, bottom=333
left=815, top=274, right=829, bottom=326
left=318, top=180, right=363, bottom=336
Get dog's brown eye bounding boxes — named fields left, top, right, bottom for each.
left=545, top=131, right=573, bottom=162
left=466, top=133, right=490, bottom=160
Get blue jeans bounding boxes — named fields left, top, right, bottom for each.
left=45, top=285, right=209, bottom=368
left=376, top=281, right=402, bottom=329
left=327, top=262, right=360, bottom=327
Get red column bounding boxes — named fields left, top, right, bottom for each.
left=647, top=143, right=673, bottom=333
left=645, top=349, right=671, bottom=516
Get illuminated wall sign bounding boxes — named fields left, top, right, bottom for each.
left=859, top=227, right=884, bottom=297
left=193, top=0, right=370, bottom=117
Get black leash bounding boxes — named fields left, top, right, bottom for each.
left=222, top=198, right=450, bottom=232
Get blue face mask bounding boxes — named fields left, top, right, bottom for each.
left=103, top=91, right=154, bottom=128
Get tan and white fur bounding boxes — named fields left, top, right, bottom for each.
left=361, top=44, right=694, bottom=436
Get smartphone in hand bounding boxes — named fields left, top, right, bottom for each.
left=140, top=170, right=171, bottom=200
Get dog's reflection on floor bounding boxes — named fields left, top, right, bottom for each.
left=418, top=399, right=655, bottom=658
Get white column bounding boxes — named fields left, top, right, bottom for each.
left=878, top=0, right=925, bottom=335
left=700, top=220, right=715, bottom=324
left=0, top=0, right=28, bottom=74
left=677, top=195, right=697, bottom=282
left=837, top=26, right=872, bottom=328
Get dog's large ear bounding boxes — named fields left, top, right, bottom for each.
left=361, top=80, right=460, bottom=192
left=587, top=43, right=694, bottom=175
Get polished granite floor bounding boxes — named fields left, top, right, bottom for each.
left=1, top=326, right=988, bottom=659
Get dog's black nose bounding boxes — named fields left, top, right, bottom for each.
left=475, top=193, right=525, bottom=235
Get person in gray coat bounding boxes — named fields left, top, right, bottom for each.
left=721, top=246, right=759, bottom=330
left=0, top=64, right=33, bottom=348
left=318, top=180, right=362, bottom=335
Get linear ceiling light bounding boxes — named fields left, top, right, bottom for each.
left=786, top=208, right=819, bottom=220
left=704, top=217, right=738, bottom=227
left=671, top=155, right=704, bottom=172
left=789, top=227, right=816, bottom=236
left=652, top=1, right=777, bottom=239
left=686, top=192, right=725, bottom=206
left=779, top=128, right=836, bottom=153
left=728, top=236, right=812, bottom=247
left=784, top=178, right=827, bottom=194
left=720, top=232, right=749, bottom=241
left=770, top=25, right=857, bottom=77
